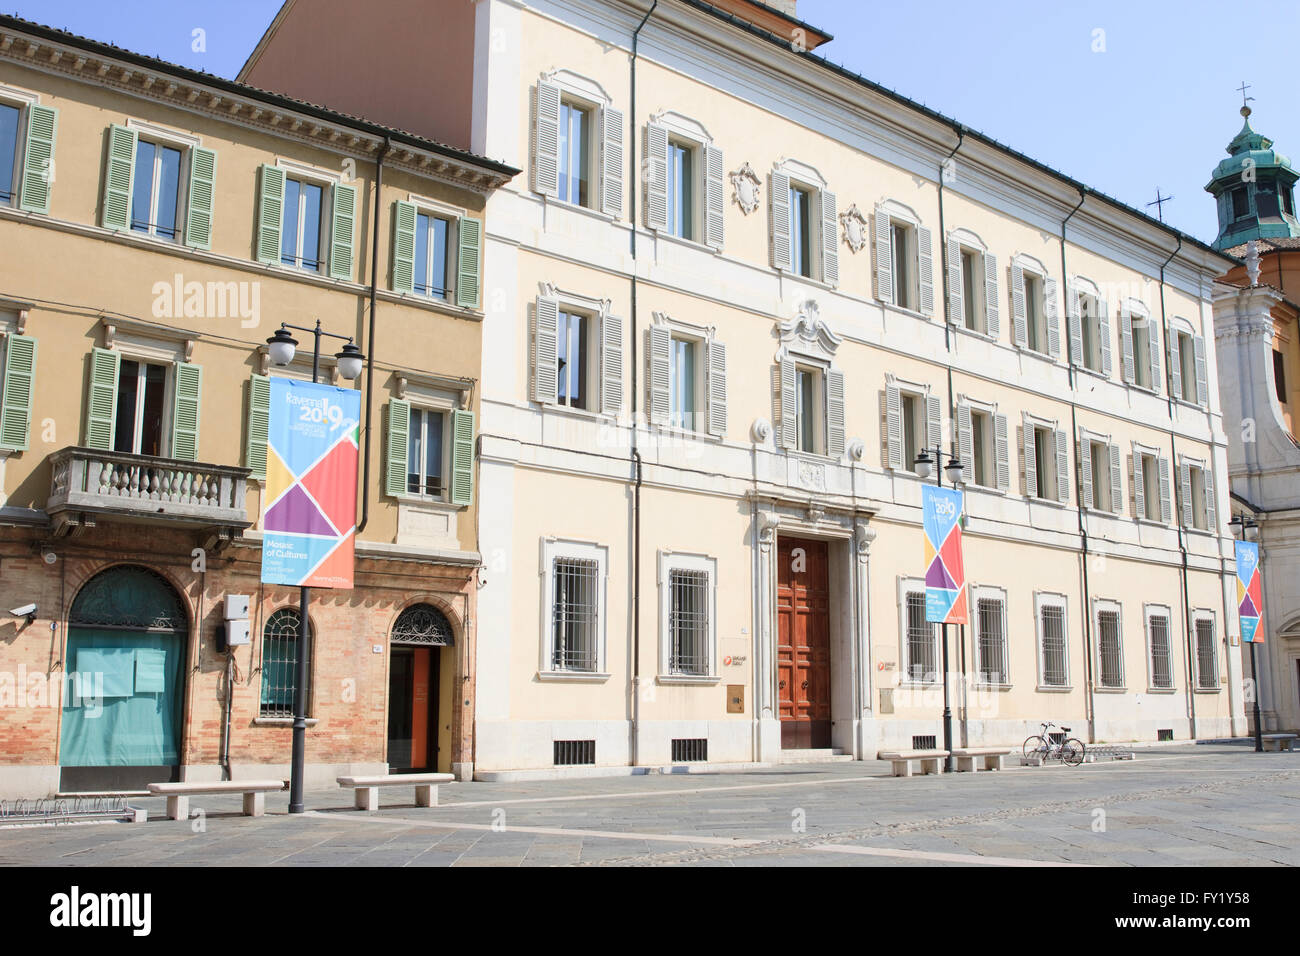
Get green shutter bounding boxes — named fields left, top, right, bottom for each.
left=18, top=105, right=57, bottom=214
left=391, top=200, right=416, bottom=293
left=456, top=215, right=482, bottom=309
left=101, top=124, right=137, bottom=231
left=450, top=408, right=475, bottom=505
left=245, top=374, right=271, bottom=480
left=184, top=146, right=217, bottom=250
left=171, top=362, right=202, bottom=461
left=385, top=398, right=410, bottom=497
left=0, top=334, right=37, bottom=449
left=255, top=164, right=285, bottom=264
left=85, top=347, right=120, bottom=450
left=328, top=182, right=356, bottom=280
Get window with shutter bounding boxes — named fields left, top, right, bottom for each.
left=450, top=408, right=475, bottom=506
left=884, top=383, right=902, bottom=470
left=646, top=325, right=671, bottom=426
left=994, top=412, right=1009, bottom=492
left=821, top=190, right=839, bottom=288
left=18, top=103, right=57, bottom=214
left=874, top=207, right=893, bottom=304
left=456, top=216, right=481, bottom=309
left=531, top=296, right=560, bottom=406
left=532, top=80, right=561, bottom=198
left=101, top=124, right=137, bottom=231
left=601, top=314, right=624, bottom=417
left=255, top=164, right=285, bottom=264
left=826, top=369, right=845, bottom=457
left=984, top=253, right=1000, bottom=340
left=600, top=107, right=624, bottom=219
left=706, top=339, right=726, bottom=437
left=328, top=183, right=356, bottom=280
left=85, top=347, right=120, bottom=451
left=385, top=398, right=410, bottom=498
left=184, top=146, right=216, bottom=250
left=770, top=171, right=791, bottom=272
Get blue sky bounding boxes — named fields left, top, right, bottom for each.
left=8, top=0, right=1297, bottom=243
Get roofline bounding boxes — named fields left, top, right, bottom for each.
left=236, top=0, right=293, bottom=85
left=735, top=0, right=833, bottom=44
left=675, top=0, right=1234, bottom=269
left=0, top=13, right=520, bottom=179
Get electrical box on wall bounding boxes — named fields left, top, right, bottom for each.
left=224, top=595, right=251, bottom=620
left=225, top=620, right=251, bottom=646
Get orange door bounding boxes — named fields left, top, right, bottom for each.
left=777, top=537, right=831, bottom=749
left=411, top=647, right=430, bottom=769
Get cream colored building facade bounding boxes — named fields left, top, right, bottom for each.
left=244, top=0, right=1246, bottom=774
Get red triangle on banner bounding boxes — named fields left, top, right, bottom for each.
left=946, top=586, right=968, bottom=625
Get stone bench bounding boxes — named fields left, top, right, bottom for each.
left=951, top=747, right=1011, bottom=772
left=337, top=773, right=455, bottom=811
left=878, top=750, right=949, bottom=777
left=1262, top=733, right=1297, bottom=752
left=147, top=780, right=287, bottom=820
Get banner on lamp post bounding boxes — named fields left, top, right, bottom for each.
left=1235, top=540, right=1263, bottom=644
left=922, top=484, right=967, bottom=625
left=259, top=378, right=361, bottom=590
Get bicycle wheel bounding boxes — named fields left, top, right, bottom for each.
left=1022, top=735, right=1047, bottom=759
left=1062, top=738, right=1086, bottom=766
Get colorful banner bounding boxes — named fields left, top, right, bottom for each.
left=1235, top=540, right=1263, bottom=644
left=922, top=484, right=967, bottom=625
left=259, top=378, right=360, bottom=590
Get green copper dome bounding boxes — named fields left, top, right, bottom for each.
left=1206, top=106, right=1300, bottom=251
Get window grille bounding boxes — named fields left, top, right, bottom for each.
left=1148, top=614, right=1173, bottom=689
left=1097, top=609, right=1123, bottom=688
left=553, top=739, right=595, bottom=766
left=1040, top=604, right=1067, bottom=686
left=669, top=568, right=709, bottom=676
left=1158, top=728, right=1174, bottom=742
left=260, top=607, right=310, bottom=717
left=976, top=597, right=1007, bottom=684
left=1195, top=618, right=1218, bottom=688
left=392, top=603, right=454, bottom=647
left=552, top=557, right=599, bottom=671
left=905, top=591, right=936, bottom=681
left=912, top=735, right=937, bottom=750
left=671, top=738, right=708, bottom=762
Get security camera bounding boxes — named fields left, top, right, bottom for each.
left=10, top=603, right=36, bottom=623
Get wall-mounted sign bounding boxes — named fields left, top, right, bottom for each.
left=922, top=484, right=968, bottom=625
left=723, top=655, right=748, bottom=666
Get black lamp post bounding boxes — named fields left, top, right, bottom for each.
left=266, top=320, right=365, bottom=813
left=914, top=445, right=964, bottom=773
left=1228, top=513, right=1264, bottom=754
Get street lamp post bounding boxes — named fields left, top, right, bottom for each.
left=1229, top=513, right=1264, bottom=754
left=914, top=446, right=964, bottom=773
left=265, top=321, right=365, bottom=813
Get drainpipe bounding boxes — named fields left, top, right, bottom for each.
left=628, top=0, right=658, bottom=769
left=1058, top=188, right=1096, bottom=742
left=357, top=136, right=392, bottom=534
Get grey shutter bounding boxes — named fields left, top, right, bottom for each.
left=1067, top=285, right=1083, bottom=366
left=1132, top=452, right=1145, bottom=520
left=874, top=207, right=893, bottom=304
left=984, top=253, right=1000, bottom=340
left=600, top=107, right=624, bottom=218
left=826, top=369, right=845, bottom=457
left=646, top=325, right=671, bottom=426
left=1159, top=456, right=1172, bottom=524
left=645, top=121, right=668, bottom=230
left=1022, top=422, right=1036, bottom=497
left=1148, top=321, right=1162, bottom=394
left=769, top=171, right=791, bottom=271
left=1079, top=433, right=1094, bottom=510
left=994, top=412, right=1009, bottom=492
left=1099, top=299, right=1113, bottom=377
left=1011, top=262, right=1027, bottom=348
left=778, top=358, right=797, bottom=450
left=957, top=402, right=973, bottom=477
left=885, top=384, right=902, bottom=469
left=704, top=144, right=724, bottom=249
left=1109, top=442, right=1123, bottom=515
left=1204, top=467, right=1217, bottom=532
left=1120, top=310, right=1135, bottom=383
left=1044, top=278, right=1060, bottom=358
left=532, top=296, right=560, bottom=405
left=601, top=313, right=623, bottom=416
left=533, top=80, right=561, bottom=198
left=946, top=235, right=963, bottom=325
left=1168, top=330, right=1182, bottom=401
left=1179, top=458, right=1193, bottom=527
left=926, top=392, right=942, bottom=450
left=1055, top=428, right=1069, bottom=503
left=917, top=225, right=934, bottom=315
left=1194, top=336, right=1208, bottom=406
left=706, top=339, right=727, bottom=437
left=820, top=189, right=839, bottom=287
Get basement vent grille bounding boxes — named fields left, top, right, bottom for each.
left=671, top=738, right=708, bottom=762
left=912, top=735, right=937, bottom=750
left=1157, top=728, right=1174, bottom=742
left=553, top=739, right=596, bottom=766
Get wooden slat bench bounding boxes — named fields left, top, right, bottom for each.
left=878, top=750, right=948, bottom=777
left=337, top=773, right=455, bottom=811
left=1262, top=733, right=1298, bottom=752
left=147, top=780, right=287, bottom=820
left=951, top=748, right=1011, bottom=772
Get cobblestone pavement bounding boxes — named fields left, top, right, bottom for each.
left=2, top=744, right=1297, bottom=866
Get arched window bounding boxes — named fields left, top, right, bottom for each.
left=391, top=604, right=454, bottom=646
left=260, top=607, right=311, bottom=717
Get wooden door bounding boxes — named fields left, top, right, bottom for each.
left=776, top=537, right=831, bottom=748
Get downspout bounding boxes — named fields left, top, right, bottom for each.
left=628, top=0, right=658, bottom=768
left=1059, top=188, right=1095, bottom=742
left=357, top=136, right=392, bottom=534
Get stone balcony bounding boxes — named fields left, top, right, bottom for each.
left=46, top=446, right=251, bottom=542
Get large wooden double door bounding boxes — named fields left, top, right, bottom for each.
left=776, top=537, right=831, bottom=749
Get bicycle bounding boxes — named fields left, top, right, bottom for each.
left=1022, top=722, right=1086, bottom=766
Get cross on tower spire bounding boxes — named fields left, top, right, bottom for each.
left=1238, top=80, right=1255, bottom=117
left=1147, top=189, right=1173, bottom=222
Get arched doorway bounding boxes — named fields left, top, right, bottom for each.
left=59, top=566, right=188, bottom=792
left=388, top=603, right=454, bottom=774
